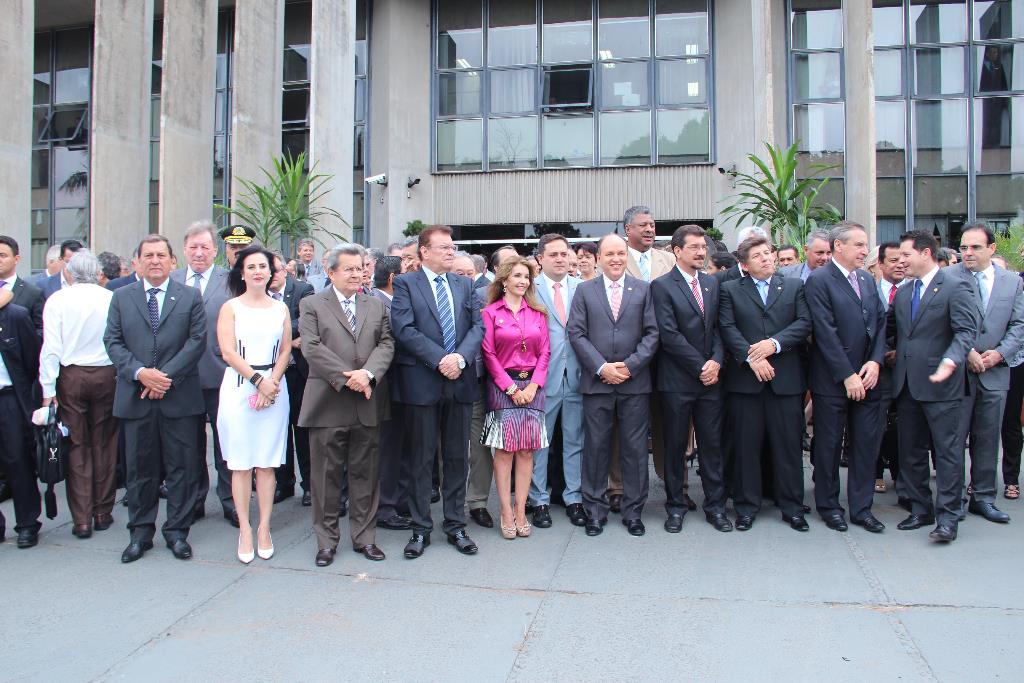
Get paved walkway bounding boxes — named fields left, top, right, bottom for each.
left=1, top=459, right=1020, bottom=682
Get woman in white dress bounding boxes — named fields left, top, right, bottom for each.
left=217, top=246, right=292, bottom=564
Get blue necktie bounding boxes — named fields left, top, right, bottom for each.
left=756, top=279, right=768, bottom=306
left=147, top=288, right=160, bottom=333
left=434, top=275, right=457, bottom=354
left=911, top=279, right=922, bottom=321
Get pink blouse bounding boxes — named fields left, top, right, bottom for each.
left=481, top=299, right=551, bottom=392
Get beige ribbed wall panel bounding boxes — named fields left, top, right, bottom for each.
left=433, top=166, right=719, bottom=226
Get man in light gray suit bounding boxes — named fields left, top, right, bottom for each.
left=530, top=234, right=586, bottom=528
left=948, top=223, right=1024, bottom=524
left=779, top=230, right=832, bottom=282
left=567, top=234, right=659, bottom=537
left=169, top=220, right=236, bottom=526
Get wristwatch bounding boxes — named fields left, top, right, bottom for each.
left=456, top=354, right=467, bottom=370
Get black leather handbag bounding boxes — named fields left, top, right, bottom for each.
left=34, top=405, right=69, bottom=519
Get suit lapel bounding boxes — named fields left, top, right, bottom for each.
left=909, top=270, right=943, bottom=333
left=619, top=277, right=637, bottom=316
left=354, top=292, right=370, bottom=339
left=323, top=288, right=356, bottom=340
left=764, top=275, right=784, bottom=311
left=698, top=273, right=714, bottom=333
left=131, top=281, right=152, bottom=327
left=740, top=276, right=766, bottom=311
left=986, top=269, right=1006, bottom=316
left=157, top=280, right=182, bottom=330
left=830, top=262, right=862, bottom=308
left=414, top=270, right=443, bottom=326
left=673, top=269, right=704, bottom=319
left=447, top=272, right=465, bottom=320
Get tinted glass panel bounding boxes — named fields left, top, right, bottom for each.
left=488, top=116, right=539, bottom=168
left=31, top=150, right=49, bottom=210
left=542, top=115, right=594, bottom=166
left=791, top=0, right=843, bottom=50
left=873, top=0, right=905, bottom=46
left=282, top=88, right=309, bottom=124
left=974, top=0, right=1024, bottom=40
left=976, top=174, right=1024, bottom=217
left=913, top=174, right=967, bottom=215
left=599, top=0, right=650, bottom=60
left=910, top=0, right=966, bottom=44
left=491, top=68, right=536, bottom=113
left=355, top=79, right=367, bottom=122
left=656, top=0, right=709, bottom=56
left=658, top=58, right=707, bottom=105
left=793, top=52, right=842, bottom=100
left=600, top=110, right=650, bottom=165
left=913, top=98, right=968, bottom=172
left=877, top=177, right=908, bottom=218
left=283, top=47, right=309, bottom=82
left=54, top=29, right=90, bottom=104
left=600, top=61, right=649, bottom=107
left=53, top=208, right=89, bottom=243
left=975, top=95, right=1023, bottom=172
left=913, top=46, right=965, bottom=96
left=876, top=99, right=907, bottom=175
left=34, top=33, right=51, bottom=105
left=282, top=130, right=309, bottom=162
left=794, top=103, right=846, bottom=175
left=543, top=0, right=593, bottom=63
left=657, top=108, right=709, bottom=163
left=436, top=119, right=483, bottom=171
left=489, top=0, right=537, bottom=66
left=977, top=44, right=1020, bottom=93
left=53, top=147, right=89, bottom=208
left=438, top=0, right=483, bottom=69
left=213, top=136, right=226, bottom=197
left=543, top=66, right=593, bottom=108
left=874, top=49, right=904, bottom=97
left=438, top=71, right=482, bottom=116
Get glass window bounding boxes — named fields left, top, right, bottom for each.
left=658, top=58, right=707, bottom=105
left=31, top=150, right=49, bottom=210
left=599, top=0, right=650, bottom=60
left=909, top=0, right=966, bottom=44
left=213, top=136, right=226, bottom=197
left=656, top=0, right=709, bottom=56
left=354, top=125, right=365, bottom=169
left=39, top=106, right=87, bottom=145
left=975, top=95, right=1023, bottom=172
left=974, top=0, right=1023, bottom=40
left=54, top=29, right=90, bottom=104
left=600, top=110, right=651, bottom=164
left=877, top=177, right=908, bottom=217
left=355, top=0, right=368, bottom=76
left=215, top=92, right=227, bottom=132
left=283, top=1, right=311, bottom=82
left=793, top=103, right=846, bottom=175
left=913, top=174, right=967, bottom=214
left=600, top=61, right=649, bottom=108
left=543, top=65, right=594, bottom=108
left=543, top=0, right=593, bottom=63
left=282, top=87, right=309, bottom=125
left=283, top=46, right=310, bottom=82
left=438, top=0, right=483, bottom=69
left=791, top=0, right=843, bottom=50
left=53, top=147, right=89, bottom=208
left=488, top=116, right=539, bottom=168
left=875, top=49, right=904, bottom=97
left=152, top=22, right=163, bottom=95
left=876, top=100, right=907, bottom=174
left=976, top=44, right=1020, bottom=94
left=32, top=210, right=50, bottom=242
left=975, top=174, right=1024, bottom=217
left=491, top=68, right=536, bottom=113
left=436, top=118, right=483, bottom=171
left=813, top=177, right=846, bottom=214
left=912, top=98, right=968, bottom=172
left=489, top=0, right=537, bottom=66
left=873, top=0, right=905, bottom=47
left=355, top=79, right=367, bottom=122
left=151, top=98, right=160, bottom=137
left=53, top=208, right=89, bottom=243
left=542, top=115, right=594, bottom=166
left=913, top=46, right=965, bottom=96
left=34, top=33, right=51, bottom=105
left=282, top=130, right=308, bottom=161
left=438, top=71, right=482, bottom=116
left=150, top=140, right=160, bottom=180
left=657, top=108, right=709, bottom=163
left=794, top=52, right=843, bottom=100
left=33, top=106, right=49, bottom=143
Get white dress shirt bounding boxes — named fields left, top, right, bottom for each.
left=420, top=264, right=455, bottom=316
left=538, top=272, right=570, bottom=313
left=39, top=283, right=114, bottom=397
left=0, top=274, right=18, bottom=290
left=185, top=267, right=210, bottom=296
left=879, top=278, right=902, bottom=309
left=142, top=278, right=169, bottom=317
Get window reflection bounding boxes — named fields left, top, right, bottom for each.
left=794, top=52, right=842, bottom=100
left=913, top=46, right=964, bottom=96
left=975, top=96, right=1022, bottom=172
left=53, top=147, right=89, bottom=209
left=599, top=61, right=649, bottom=108
left=600, top=110, right=651, bottom=164
left=491, top=69, right=536, bottom=113
left=489, top=0, right=537, bottom=66
left=977, top=44, right=1018, bottom=93
left=876, top=100, right=907, bottom=174
left=656, top=108, right=709, bottom=163
left=873, top=0, right=905, bottom=47
left=791, top=0, right=843, bottom=50
left=54, top=29, right=90, bottom=105
left=658, top=58, right=706, bottom=105
left=437, top=119, right=483, bottom=171
left=438, top=0, right=483, bottom=69
left=488, top=117, right=539, bottom=169
left=910, top=0, right=966, bottom=44
left=656, top=0, right=709, bottom=56
left=974, top=0, right=1024, bottom=41
left=438, top=72, right=482, bottom=117
left=794, top=103, right=846, bottom=175
left=542, top=115, right=594, bottom=166
left=874, top=49, right=904, bottom=97
left=913, top=98, right=968, bottom=173
left=544, top=0, right=593, bottom=63
left=598, top=0, right=650, bottom=60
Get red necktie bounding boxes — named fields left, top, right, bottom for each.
left=888, top=284, right=897, bottom=306
left=690, top=276, right=704, bottom=316
left=552, top=281, right=566, bottom=324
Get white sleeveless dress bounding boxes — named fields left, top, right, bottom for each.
left=217, top=298, right=290, bottom=471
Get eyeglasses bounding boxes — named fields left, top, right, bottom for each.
left=428, top=244, right=456, bottom=253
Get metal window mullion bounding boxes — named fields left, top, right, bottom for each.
left=966, top=0, right=976, bottom=221
left=649, top=0, right=656, bottom=165
left=708, top=0, right=716, bottom=166
left=482, top=0, right=489, bottom=172
left=592, top=0, right=599, bottom=167
left=904, top=0, right=914, bottom=226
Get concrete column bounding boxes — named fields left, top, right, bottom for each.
left=158, top=0, right=217, bottom=249
left=231, top=0, right=284, bottom=209
left=0, top=0, right=33, bottom=274
left=91, top=0, right=154, bottom=259
left=309, top=0, right=355, bottom=244
left=843, top=1, right=877, bottom=241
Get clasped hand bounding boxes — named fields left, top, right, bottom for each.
left=600, top=361, right=631, bottom=385
left=438, top=354, right=463, bottom=380
left=139, top=367, right=172, bottom=400
left=746, top=339, right=777, bottom=363
left=343, top=369, right=373, bottom=399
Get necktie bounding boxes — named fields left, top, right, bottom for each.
left=638, top=253, right=650, bottom=281
left=609, top=281, right=622, bottom=320
left=552, top=281, right=566, bottom=324
left=975, top=271, right=990, bottom=310
left=147, top=288, right=160, bottom=333
left=0, top=281, right=7, bottom=289
left=343, top=299, right=356, bottom=333
left=756, top=279, right=768, bottom=306
left=690, top=276, right=704, bottom=316
left=848, top=271, right=861, bottom=299
left=888, top=283, right=897, bottom=306
left=911, top=279, right=922, bottom=321
left=273, top=291, right=283, bottom=301
left=434, top=275, right=457, bottom=353
left=192, top=272, right=202, bottom=290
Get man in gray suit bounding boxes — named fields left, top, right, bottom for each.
left=169, top=221, right=236, bottom=526
left=779, top=230, right=832, bottom=282
left=888, top=231, right=979, bottom=542
left=567, top=234, right=659, bottom=537
left=531, top=234, right=586, bottom=528
left=949, top=223, right=1024, bottom=523
left=104, top=235, right=207, bottom=563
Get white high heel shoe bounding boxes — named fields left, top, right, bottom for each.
left=257, top=527, right=274, bottom=560
left=237, top=532, right=255, bottom=565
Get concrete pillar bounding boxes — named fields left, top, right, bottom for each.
left=91, top=0, right=154, bottom=259
left=0, top=0, right=33, bottom=274
left=158, top=0, right=217, bottom=249
left=309, top=0, right=355, bottom=244
left=231, top=0, right=284, bottom=209
left=843, top=0, right=877, bottom=241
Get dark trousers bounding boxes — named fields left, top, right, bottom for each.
left=897, top=390, right=964, bottom=525
left=56, top=365, right=119, bottom=525
left=959, top=386, right=1007, bottom=504
left=406, top=398, right=471, bottom=535
left=377, top=401, right=411, bottom=519
left=581, top=393, right=650, bottom=522
left=196, top=387, right=233, bottom=515
left=124, top=408, right=199, bottom=543
left=730, top=391, right=805, bottom=518
left=662, top=388, right=725, bottom=516
left=812, top=392, right=883, bottom=520
left=874, top=395, right=901, bottom=487
left=0, top=390, right=40, bottom=534
left=277, top=366, right=310, bottom=493
left=1001, top=363, right=1024, bottom=486
left=309, top=424, right=380, bottom=550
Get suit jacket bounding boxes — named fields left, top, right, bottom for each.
left=390, top=269, right=484, bottom=406
left=9, top=277, right=43, bottom=336
left=103, top=279, right=207, bottom=419
left=534, top=273, right=582, bottom=397
left=29, top=271, right=51, bottom=289
left=805, top=262, right=886, bottom=397
left=277, top=276, right=315, bottom=376
left=0, top=303, right=40, bottom=421
left=473, top=274, right=490, bottom=290
left=626, top=247, right=675, bottom=282
left=651, top=268, right=723, bottom=394
left=779, top=262, right=807, bottom=280
left=887, top=269, right=978, bottom=402
left=714, top=264, right=744, bottom=284
left=719, top=274, right=812, bottom=396
left=107, top=273, right=140, bottom=291
left=297, top=289, right=394, bottom=428
left=566, top=275, right=659, bottom=395
left=170, top=266, right=230, bottom=390
left=41, top=272, right=63, bottom=299
left=944, top=263, right=1024, bottom=391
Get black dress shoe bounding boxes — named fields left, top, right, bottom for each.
left=683, top=494, right=698, bottom=511
left=339, top=497, right=349, bottom=518
left=664, top=513, right=684, bottom=533
left=851, top=514, right=885, bottom=533
left=301, top=490, right=312, bottom=506
left=158, top=483, right=168, bottom=499
left=822, top=513, right=848, bottom=532
left=404, top=533, right=430, bottom=559
left=735, top=515, right=755, bottom=531
left=968, top=500, right=1011, bottom=523
left=430, top=488, right=441, bottom=504
left=120, top=540, right=153, bottom=563
left=470, top=508, right=494, bottom=528
left=623, top=519, right=646, bottom=536
left=609, top=494, right=623, bottom=513
left=706, top=512, right=733, bottom=532
left=898, top=497, right=913, bottom=512
left=166, top=539, right=193, bottom=560
left=801, top=504, right=812, bottom=514
left=353, top=544, right=386, bottom=561
left=16, top=529, right=39, bottom=548
left=273, top=488, right=294, bottom=504
left=784, top=515, right=809, bottom=531
left=532, top=505, right=553, bottom=528
left=584, top=517, right=607, bottom=536
left=565, top=503, right=587, bottom=527
left=929, top=523, right=957, bottom=542
left=223, top=508, right=240, bottom=528
left=377, top=514, right=412, bottom=530
left=94, top=514, right=114, bottom=530
left=447, top=529, right=478, bottom=555
left=315, top=548, right=336, bottom=567
left=896, top=513, right=935, bottom=530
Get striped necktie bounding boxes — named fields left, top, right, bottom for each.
left=434, top=275, right=457, bottom=353
left=343, top=299, right=356, bottom=333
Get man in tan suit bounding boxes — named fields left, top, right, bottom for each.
left=299, top=244, right=395, bottom=567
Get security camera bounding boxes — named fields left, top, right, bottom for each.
left=365, top=173, right=388, bottom=186
left=717, top=163, right=737, bottom=177
left=407, top=176, right=421, bottom=189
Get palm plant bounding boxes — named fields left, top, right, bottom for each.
left=720, top=142, right=842, bottom=248
left=995, top=223, right=1024, bottom=271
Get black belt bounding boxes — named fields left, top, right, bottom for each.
left=250, top=363, right=274, bottom=371
left=506, top=369, right=533, bottom=381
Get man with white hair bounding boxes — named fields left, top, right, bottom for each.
left=30, top=244, right=63, bottom=288
left=780, top=230, right=832, bottom=282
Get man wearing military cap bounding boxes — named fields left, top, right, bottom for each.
left=219, top=225, right=257, bottom=267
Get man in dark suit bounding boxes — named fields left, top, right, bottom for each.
left=567, top=233, right=659, bottom=537
left=40, top=239, right=83, bottom=299
left=390, top=225, right=485, bottom=558
left=0, top=236, right=44, bottom=335
left=106, top=249, right=141, bottom=291
left=875, top=242, right=907, bottom=500
left=805, top=221, right=887, bottom=533
left=719, top=234, right=812, bottom=532
left=104, top=235, right=207, bottom=563
left=888, top=230, right=979, bottom=542
left=652, top=225, right=729, bottom=533
left=949, top=223, right=1024, bottom=523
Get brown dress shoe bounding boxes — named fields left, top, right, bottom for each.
left=609, top=494, right=623, bottom=513
left=353, top=544, right=386, bottom=561
left=94, top=514, right=114, bottom=531
left=72, top=524, right=92, bottom=539
left=315, top=548, right=336, bottom=567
